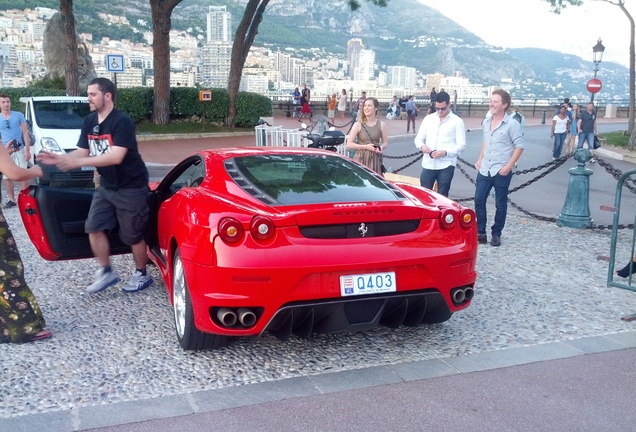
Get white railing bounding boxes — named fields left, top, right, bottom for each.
left=255, top=125, right=349, bottom=156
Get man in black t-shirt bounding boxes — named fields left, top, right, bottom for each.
left=38, top=78, right=153, bottom=294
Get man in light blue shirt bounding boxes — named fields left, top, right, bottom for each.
left=474, top=89, right=524, bottom=247
left=414, top=91, right=466, bottom=197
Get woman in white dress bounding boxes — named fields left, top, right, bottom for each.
left=337, top=88, right=348, bottom=122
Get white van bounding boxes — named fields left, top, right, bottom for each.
left=20, top=96, right=95, bottom=186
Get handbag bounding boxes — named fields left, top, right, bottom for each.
left=593, top=136, right=601, bottom=149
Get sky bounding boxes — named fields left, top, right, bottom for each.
left=417, top=0, right=631, bottom=68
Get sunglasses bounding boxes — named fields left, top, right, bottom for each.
left=93, top=124, right=100, bottom=134
left=5, top=119, right=9, bottom=129
left=435, top=105, right=449, bottom=112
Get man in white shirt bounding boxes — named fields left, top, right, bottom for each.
left=414, top=91, right=466, bottom=197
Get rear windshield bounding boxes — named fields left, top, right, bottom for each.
left=33, top=100, right=90, bottom=129
left=228, top=154, right=405, bottom=205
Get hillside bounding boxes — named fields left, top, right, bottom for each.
left=0, top=0, right=629, bottom=99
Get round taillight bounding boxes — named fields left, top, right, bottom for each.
left=439, top=209, right=457, bottom=229
left=218, top=217, right=244, bottom=243
left=460, top=209, right=475, bottom=229
left=250, top=216, right=275, bottom=241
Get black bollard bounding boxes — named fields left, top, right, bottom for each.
left=541, top=110, right=546, bottom=125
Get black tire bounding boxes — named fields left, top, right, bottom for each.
left=172, top=249, right=227, bottom=350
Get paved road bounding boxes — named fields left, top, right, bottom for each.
left=145, top=118, right=636, bottom=227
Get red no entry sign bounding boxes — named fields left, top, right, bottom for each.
left=587, top=78, right=602, bottom=93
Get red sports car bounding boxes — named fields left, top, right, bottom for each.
left=20, top=147, right=477, bottom=350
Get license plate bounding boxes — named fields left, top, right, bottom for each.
left=80, top=166, right=94, bottom=171
left=340, top=272, right=396, bottom=297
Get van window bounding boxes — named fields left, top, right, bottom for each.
left=33, top=100, right=91, bottom=129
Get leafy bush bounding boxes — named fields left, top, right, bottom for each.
left=1, top=85, right=272, bottom=127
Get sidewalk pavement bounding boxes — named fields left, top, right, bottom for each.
left=15, top=336, right=635, bottom=431
left=137, top=114, right=630, bottom=165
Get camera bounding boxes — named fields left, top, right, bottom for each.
left=11, top=139, right=21, bottom=151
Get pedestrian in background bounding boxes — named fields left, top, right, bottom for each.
left=429, top=87, right=437, bottom=113
left=0, top=138, right=51, bottom=343
left=38, top=77, right=153, bottom=294
left=566, top=103, right=580, bottom=155
left=551, top=105, right=570, bottom=159
left=346, top=97, right=388, bottom=175
left=474, top=89, right=524, bottom=247
left=354, top=91, right=367, bottom=120
left=327, top=93, right=337, bottom=125
left=0, top=93, right=32, bottom=209
left=414, top=91, right=466, bottom=197
left=577, top=102, right=597, bottom=163
left=292, top=87, right=301, bottom=118
left=405, top=95, right=418, bottom=133
left=337, top=89, right=347, bottom=122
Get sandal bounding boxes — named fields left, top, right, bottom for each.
left=31, top=329, right=52, bottom=341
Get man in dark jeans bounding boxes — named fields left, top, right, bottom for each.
left=474, top=89, right=524, bottom=247
left=577, top=102, right=597, bottom=163
left=414, top=91, right=466, bottom=197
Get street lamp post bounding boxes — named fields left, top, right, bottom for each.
left=590, top=38, right=605, bottom=103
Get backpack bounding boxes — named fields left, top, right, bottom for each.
left=513, top=112, right=522, bottom=123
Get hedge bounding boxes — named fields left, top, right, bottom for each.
left=0, top=87, right=272, bottom=127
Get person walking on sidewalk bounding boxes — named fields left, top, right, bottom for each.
left=414, top=91, right=466, bottom=197
left=577, top=102, right=597, bottom=163
left=0, top=93, right=32, bottom=209
left=551, top=105, right=570, bottom=159
left=474, top=89, right=524, bottom=247
left=405, top=96, right=418, bottom=133
left=38, top=78, right=153, bottom=294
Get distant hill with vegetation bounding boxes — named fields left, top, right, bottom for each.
left=1, top=0, right=629, bottom=99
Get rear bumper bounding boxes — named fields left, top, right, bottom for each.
left=182, top=251, right=476, bottom=337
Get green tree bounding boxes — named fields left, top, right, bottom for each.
left=225, top=0, right=389, bottom=127
left=543, top=0, right=635, bottom=147
left=149, top=0, right=184, bottom=125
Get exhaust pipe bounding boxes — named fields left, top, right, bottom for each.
left=217, top=308, right=237, bottom=327
left=463, top=287, right=475, bottom=301
left=237, top=308, right=257, bottom=327
left=451, top=288, right=465, bottom=304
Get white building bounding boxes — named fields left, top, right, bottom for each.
left=240, top=73, right=268, bottom=93
left=387, top=65, right=416, bottom=89
left=355, top=49, right=375, bottom=81
left=207, top=6, right=232, bottom=43
left=199, top=41, right=232, bottom=88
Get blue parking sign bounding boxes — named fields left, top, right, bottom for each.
left=107, top=55, right=125, bottom=73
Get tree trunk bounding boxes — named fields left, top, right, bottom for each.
left=150, top=0, right=182, bottom=125
left=618, top=2, right=636, bottom=140
left=60, top=0, right=79, bottom=95
left=226, top=0, right=270, bottom=127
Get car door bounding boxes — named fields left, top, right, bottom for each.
left=19, top=185, right=131, bottom=261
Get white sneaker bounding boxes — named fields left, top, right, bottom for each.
left=121, top=270, right=153, bottom=293
left=86, top=268, right=120, bottom=294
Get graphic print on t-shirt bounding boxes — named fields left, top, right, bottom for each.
left=88, top=133, right=112, bottom=156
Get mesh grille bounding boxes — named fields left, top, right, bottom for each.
left=300, top=220, right=420, bottom=239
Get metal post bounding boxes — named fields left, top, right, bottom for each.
left=541, top=110, right=546, bottom=124
left=556, top=149, right=594, bottom=228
